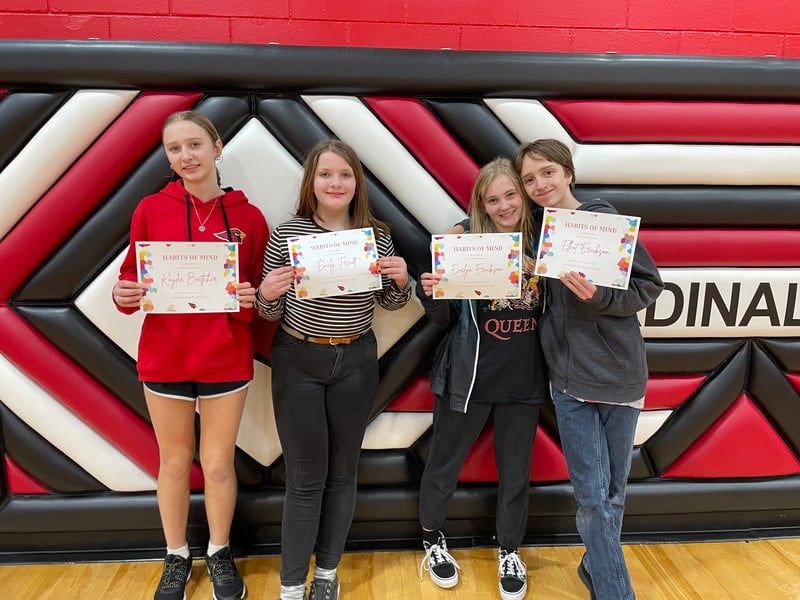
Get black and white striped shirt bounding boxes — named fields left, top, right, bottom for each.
left=255, top=216, right=412, bottom=337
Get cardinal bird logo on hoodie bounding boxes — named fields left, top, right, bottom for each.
left=214, top=228, right=246, bottom=243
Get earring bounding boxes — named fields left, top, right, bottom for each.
left=215, top=154, right=223, bottom=165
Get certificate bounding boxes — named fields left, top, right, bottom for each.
left=136, top=241, right=239, bottom=313
left=288, top=228, right=382, bottom=299
left=534, top=208, right=640, bottom=289
left=431, top=232, right=522, bottom=299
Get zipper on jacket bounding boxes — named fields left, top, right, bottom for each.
left=463, top=299, right=480, bottom=412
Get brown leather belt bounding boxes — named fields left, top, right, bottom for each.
left=281, top=323, right=364, bottom=346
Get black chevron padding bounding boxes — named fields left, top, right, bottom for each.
left=0, top=403, right=106, bottom=493
left=0, top=91, right=72, bottom=170
left=425, top=99, right=519, bottom=165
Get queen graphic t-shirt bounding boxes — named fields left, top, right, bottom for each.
left=470, top=256, right=548, bottom=405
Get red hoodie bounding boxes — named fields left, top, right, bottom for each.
left=117, top=180, right=269, bottom=383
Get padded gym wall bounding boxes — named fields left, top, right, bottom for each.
left=1, top=40, right=800, bottom=561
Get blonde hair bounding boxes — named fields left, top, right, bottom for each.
left=469, top=157, right=535, bottom=256
left=296, top=139, right=389, bottom=238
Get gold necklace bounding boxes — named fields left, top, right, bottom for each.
left=191, top=196, right=219, bottom=232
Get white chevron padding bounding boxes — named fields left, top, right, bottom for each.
left=0, top=90, right=138, bottom=239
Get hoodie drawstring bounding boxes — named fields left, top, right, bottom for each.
left=184, top=192, right=233, bottom=242
left=220, top=197, right=233, bottom=242
left=185, top=194, right=193, bottom=242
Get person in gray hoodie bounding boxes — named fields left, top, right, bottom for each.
left=514, top=139, right=663, bottom=600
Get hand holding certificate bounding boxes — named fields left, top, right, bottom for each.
left=534, top=208, right=640, bottom=289
left=431, top=232, right=523, bottom=299
left=136, top=241, right=239, bottom=313
left=288, top=228, right=382, bottom=299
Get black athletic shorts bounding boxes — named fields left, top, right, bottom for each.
left=143, top=380, right=250, bottom=401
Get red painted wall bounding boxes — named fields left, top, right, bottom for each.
left=2, top=0, right=800, bottom=57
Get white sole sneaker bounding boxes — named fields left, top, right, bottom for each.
left=431, top=570, right=459, bottom=588
left=499, top=580, right=527, bottom=600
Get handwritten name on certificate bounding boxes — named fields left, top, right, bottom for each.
left=534, top=208, right=641, bottom=289
left=288, top=228, right=382, bottom=299
left=136, top=242, right=239, bottom=313
left=431, top=232, right=522, bottom=299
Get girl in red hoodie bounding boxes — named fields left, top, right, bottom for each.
left=113, top=110, right=268, bottom=600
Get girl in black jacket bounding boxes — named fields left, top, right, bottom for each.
left=416, top=158, right=548, bottom=600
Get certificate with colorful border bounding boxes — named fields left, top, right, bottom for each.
left=136, top=241, right=239, bottom=313
left=431, top=232, right=522, bottom=299
left=534, top=208, right=640, bottom=289
left=288, top=228, right=382, bottom=299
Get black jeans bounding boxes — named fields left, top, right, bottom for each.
left=271, top=327, right=378, bottom=586
left=419, top=395, right=540, bottom=549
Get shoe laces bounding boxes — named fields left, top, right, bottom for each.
left=499, top=550, right=526, bottom=580
left=159, top=555, right=189, bottom=590
left=207, top=549, right=237, bottom=582
left=419, top=540, right=461, bottom=580
left=310, top=578, right=337, bottom=600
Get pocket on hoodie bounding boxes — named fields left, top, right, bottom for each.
left=566, top=319, right=627, bottom=386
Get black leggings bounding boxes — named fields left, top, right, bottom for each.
left=270, top=328, right=378, bottom=586
left=419, top=395, right=540, bottom=549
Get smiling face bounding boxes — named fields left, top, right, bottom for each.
left=162, top=120, right=222, bottom=188
left=482, top=173, right=525, bottom=232
left=313, top=151, right=356, bottom=220
left=519, top=154, right=578, bottom=210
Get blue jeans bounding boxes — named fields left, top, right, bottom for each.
left=552, top=387, right=638, bottom=600
left=271, top=328, right=378, bottom=586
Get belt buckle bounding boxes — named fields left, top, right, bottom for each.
left=328, top=337, right=337, bottom=346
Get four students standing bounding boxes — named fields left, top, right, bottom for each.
left=117, top=108, right=659, bottom=600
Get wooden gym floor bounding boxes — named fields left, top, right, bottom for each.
left=3, top=538, right=800, bottom=599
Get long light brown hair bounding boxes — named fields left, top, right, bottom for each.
left=296, top=139, right=389, bottom=238
left=162, top=110, right=223, bottom=186
left=469, top=157, right=535, bottom=256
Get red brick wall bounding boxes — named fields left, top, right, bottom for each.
left=1, top=0, right=800, bottom=57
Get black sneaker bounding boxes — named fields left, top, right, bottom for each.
left=309, top=575, right=340, bottom=600
left=205, top=546, right=246, bottom=600
left=154, top=553, right=192, bottom=600
left=419, top=532, right=460, bottom=588
left=577, top=554, right=597, bottom=600
left=498, top=548, right=527, bottom=600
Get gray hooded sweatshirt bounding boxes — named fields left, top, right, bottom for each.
left=540, top=198, right=664, bottom=404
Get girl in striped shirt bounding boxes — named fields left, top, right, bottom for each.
left=255, top=139, right=411, bottom=600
